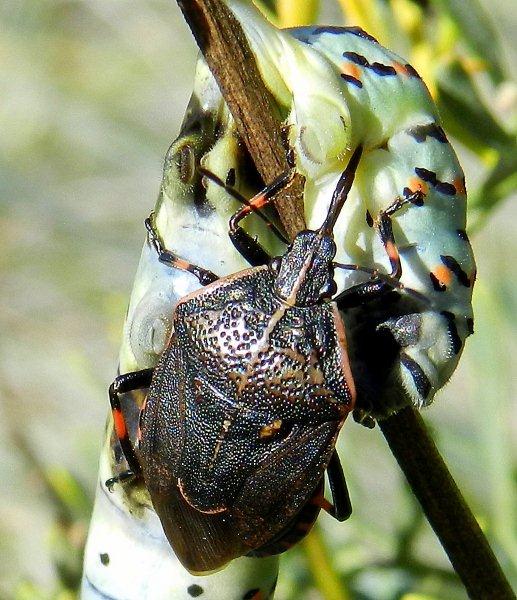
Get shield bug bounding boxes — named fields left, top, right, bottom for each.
left=106, top=145, right=427, bottom=573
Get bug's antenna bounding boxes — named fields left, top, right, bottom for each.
left=319, top=145, right=363, bottom=236
left=199, top=167, right=290, bottom=244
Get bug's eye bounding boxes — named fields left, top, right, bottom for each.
left=320, top=279, right=337, bottom=299
left=269, top=256, right=282, bottom=275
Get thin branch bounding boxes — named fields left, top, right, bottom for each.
left=380, top=407, right=514, bottom=598
left=176, top=0, right=306, bottom=239
left=175, top=1, right=514, bottom=598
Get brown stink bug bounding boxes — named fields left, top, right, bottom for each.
left=106, top=145, right=419, bottom=573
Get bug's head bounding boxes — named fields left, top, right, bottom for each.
left=270, top=145, right=363, bottom=307
left=270, top=231, right=337, bottom=306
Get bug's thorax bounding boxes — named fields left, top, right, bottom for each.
left=270, top=230, right=337, bottom=307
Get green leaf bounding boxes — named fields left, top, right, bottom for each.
left=429, top=0, right=506, bottom=82
left=469, top=153, right=517, bottom=230
left=14, top=582, right=48, bottom=600
left=46, top=467, right=92, bottom=522
left=436, top=61, right=513, bottom=156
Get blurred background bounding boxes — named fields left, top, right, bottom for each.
left=0, top=0, right=515, bottom=598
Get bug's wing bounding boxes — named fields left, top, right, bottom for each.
left=232, top=420, right=340, bottom=549
left=141, top=343, right=250, bottom=573
left=150, top=483, right=250, bottom=574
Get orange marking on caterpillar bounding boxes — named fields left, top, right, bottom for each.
left=408, top=176, right=429, bottom=196
left=392, top=61, right=410, bottom=76
left=113, top=408, right=127, bottom=439
left=341, top=62, right=362, bottom=81
left=432, top=265, right=453, bottom=287
left=453, top=177, right=467, bottom=195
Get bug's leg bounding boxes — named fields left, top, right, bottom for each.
left=335, top=273, right=398, bottom=309
left=323, top=451, right=352, bottom=522
left=335, top=263, right=429, bottom=309
left=376, top=190, right=423, bottom=276
left=335, top=191, right=427, bottom=310
left=105, top=368, right=154, bottom=490
left=228, top=169, right=294, bottom=267
left=145, top=214, right=219, bottom=285
left=199, top=167, right=289, bottom=245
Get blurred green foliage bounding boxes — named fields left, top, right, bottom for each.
left=0, top=0, right=515, bottom=599
left=11, top=437, right=90, bottom=600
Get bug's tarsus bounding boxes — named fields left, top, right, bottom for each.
left=106, top=469, right=137, bottom=491
left=353, top=408, right=376, bottom=429
left=145, top=213, right=219, bottom=285
left=326, top=451, right=352, bottom=521
left=229, top=228, right=272, bottom=267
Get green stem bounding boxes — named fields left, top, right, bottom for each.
left=301, top=526, right=350, bottom=600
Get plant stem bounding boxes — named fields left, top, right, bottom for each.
left=380, top=407, right=515, bottom=599
left=302, top=526, right=350, bottom=600
left=176, top=0, right=306, bottom=239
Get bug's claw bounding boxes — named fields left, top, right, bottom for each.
left=105, top=469, right=136, bottom=491
left=105, top=476, right=118, bottom=492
